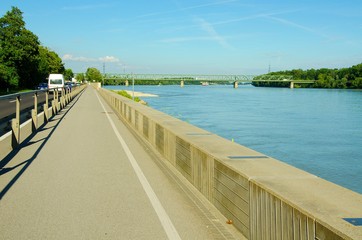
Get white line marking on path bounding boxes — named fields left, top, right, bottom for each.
left=95, top=91, right=181, bottom=240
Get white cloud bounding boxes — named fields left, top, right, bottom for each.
left=99, top=56, right=120, bottom=63
left=63, top=54, right=120, bottom=63
left=63, top=54, right=97, bottom=62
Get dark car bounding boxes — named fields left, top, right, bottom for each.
left=37, top=82, right=48, bottom=90
left=65, top=82, right=73, bottom=91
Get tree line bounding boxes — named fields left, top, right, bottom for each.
left=255, top=63, right=362, bottom=89
left=0, top=7, right=73, bottom=91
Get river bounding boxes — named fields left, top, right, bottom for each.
left=106, top=85, right=362, bottom=194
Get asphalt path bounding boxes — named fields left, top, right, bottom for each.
left=0, top=86, right=244, bottom=240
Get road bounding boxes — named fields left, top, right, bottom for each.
left=0, top=91, right=54, bottom=119
left=0, top=91, right=56, bottom=135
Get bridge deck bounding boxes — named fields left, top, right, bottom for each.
left=0, top=87, right=243, bottom=239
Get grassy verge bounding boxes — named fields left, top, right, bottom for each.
left=113, top=90, right=146, bottom=104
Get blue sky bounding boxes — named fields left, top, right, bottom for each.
left=1, top=0, right=362, bottom=75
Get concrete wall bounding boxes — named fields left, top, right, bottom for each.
left=99, top=88, right=362, bottom=240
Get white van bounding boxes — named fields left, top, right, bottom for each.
left=48, top=74, right=65, bottom=92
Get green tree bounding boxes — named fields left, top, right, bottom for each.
left=37, top=46, right=65, bottom=81
left=85, top=67, right=102, bottom=82
left=0, top=7, right=40, bottom=89
left=75, top=73, right=85, bottom=82
left=64, top=69, right=74, bottom=81
left=255, top=63, right=362, bottom=89
left=351, top=77, right=362, bottom=89
left=0, top=63, right=19, bottom=89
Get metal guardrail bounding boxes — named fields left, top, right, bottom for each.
left=0, top=85, right=86, bottom=156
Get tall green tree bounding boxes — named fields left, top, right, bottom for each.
left=63, top=69, right=74, bottom=81
left=85, top=67, right=102, bottom=82
left=255, top=63, right=362, bottom=89
left=37, top=46, right=65, bottom=82
left=0, top=7, right=40, bottom=89
left=0, top=63, right=18, bottom=89
left=75, top=73, right=85, bottom=82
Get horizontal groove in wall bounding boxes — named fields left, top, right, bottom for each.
left=214, top=178, right=249, bottom=215
left=155, top=124, right=164, bottom=154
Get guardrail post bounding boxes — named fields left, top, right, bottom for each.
left=59, top=89, right=62, bottom=109
left=60, top=88, right=65, bottom=109
left=64, top=88, right=68, bottom=105
left=44, top=90, right=49, bottom=122
left=53, top=89, right=58, bottom=114
left=56, top=89, right=61, bottom=112
left=67, top=88, right=71, bottom=103
left=67, top=88, right=70, bottom=103
left=11, top=95, right=21, bottom=148
left=31, top=92, right=38, bottom=132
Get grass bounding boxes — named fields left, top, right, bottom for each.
left=114, top=90, right=144, bottom=104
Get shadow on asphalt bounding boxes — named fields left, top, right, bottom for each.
left=0, top=89, right=85, bottom=200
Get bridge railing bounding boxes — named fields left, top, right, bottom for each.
left=98, top=86, right=362, bottom=240
left=102, top=73, right=256, bottom=82
left=0, top=84, right=86, bottom=160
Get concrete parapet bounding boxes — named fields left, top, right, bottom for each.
left=98, top=87, right=362, bottom=240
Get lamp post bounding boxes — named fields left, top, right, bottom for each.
left=102, top=62, right=105, bottom=86
left=132, top=72, right=135, bottom=101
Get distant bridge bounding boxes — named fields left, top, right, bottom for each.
left=84, top=73, right=316, bottom=88
left=104, top=73, right=256, bottom=82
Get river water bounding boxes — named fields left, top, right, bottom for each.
left=106, top=85, right=362, bottom=194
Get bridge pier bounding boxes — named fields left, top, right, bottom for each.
left=233, top=81, right=238, bottom=89
left=180, top=80, right=184, bottom=87
left=290, top=81, right=294, bottom=89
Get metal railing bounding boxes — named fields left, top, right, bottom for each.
left=0, top=84, right=86, bottom=158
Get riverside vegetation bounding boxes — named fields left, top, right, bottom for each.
left=113, top=90, right=147, bottom=105
left=253, top=63, right=362, bottom=89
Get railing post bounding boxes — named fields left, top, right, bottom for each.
left=57, top=89, right=61, bottom=111
left=53, top=89, right=58, bottom=114
left=69, top=88, right=72, bottom=100
left=67, top=88, right=70, bottom=103
left=66, top=88, right=69, bottom=104
left=59, top=89, right=63, bottom=109
left=44, top=90, right=49, bottom=122
left=62, top=88, right=65, bottom=108
left=11, top=95, right=21, bottom=148
left=31, top=92, right=38, bottom=132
